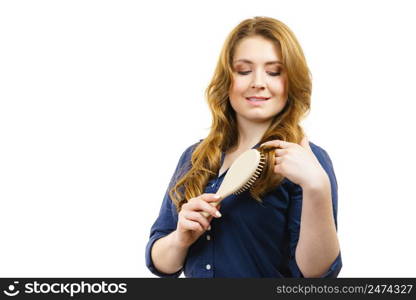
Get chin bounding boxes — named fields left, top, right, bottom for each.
left=241, top=114, right=274, bottom=124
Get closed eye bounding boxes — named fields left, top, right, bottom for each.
left=268, top=72, right=281, bottom=76
left=237, top=71, right=281, bottom=76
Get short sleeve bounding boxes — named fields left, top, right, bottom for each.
left=145, top=143, right=197, bottom=278
left=287, top=143, right=342, bottom=278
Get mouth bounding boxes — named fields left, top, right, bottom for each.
left=245, top=97, right=270, bottom=104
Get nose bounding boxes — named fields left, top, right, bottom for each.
left=251, top=70, right=266, bottom=89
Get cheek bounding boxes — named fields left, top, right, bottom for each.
left=278, top=79, right=286, bottom=89
left=271, top=78, right=287, bottom=95
left=229, top=82, right=246, bottom=110
left=230, top=77, right=250, bottom=94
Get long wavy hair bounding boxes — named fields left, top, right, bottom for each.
left=169, top=16, right=312, bottom=211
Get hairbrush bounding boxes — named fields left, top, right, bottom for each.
left=201, top=148, right=266, bottom=217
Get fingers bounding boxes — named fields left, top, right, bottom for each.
left=274, top=156, right=283, bottom=165
left=178, top=194, right=223, bottom=233
left=180, top=210, right=211, bottom=231
left=273, top=148, right=286, bottom=167
left=198, top=193, right=222, bottom=203
left=203, top=204, right=222, bottom=220
left=260, top=139, right=290, bottom=149
left=274, top=164, right=282, bottom=174
left=179, top=218, right=205, bottom=233
left=187, top=195, right=222, bottom=218
left=274, top=148, right=287, bottom=156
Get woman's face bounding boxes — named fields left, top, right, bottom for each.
left=229, top=35, right=288, bottom=124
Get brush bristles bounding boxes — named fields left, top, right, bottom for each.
left=234, top=153, right=266, bottom=195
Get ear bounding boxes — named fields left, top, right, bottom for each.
left=300, top=135, right=311, bottom=150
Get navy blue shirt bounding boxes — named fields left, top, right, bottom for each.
left=145, top=140, right=342, bottom=278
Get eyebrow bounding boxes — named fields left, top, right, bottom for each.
left=233, top=59, right=283, bottom=66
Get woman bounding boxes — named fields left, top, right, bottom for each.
left=145, top=16, right=342, bottom=278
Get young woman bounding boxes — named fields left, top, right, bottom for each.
left=145, top=16, right=342, bottom=278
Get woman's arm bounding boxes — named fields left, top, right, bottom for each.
left=151, top=230, right=189, bottom=275
left=150, top=194, right=221, bottom=275
left=260, top=137, right=341, bottom=278
left=295, top=176, right=340, bottom=278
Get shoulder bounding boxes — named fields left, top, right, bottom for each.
left=168, top=139, right=204, bottom=187
left=308, top=141, right=338, bottom=187
left=179, top=139, right=203, bottom=162
left=309, top=141, right=334, bottom=167
left=174, top=139, right=204, bottom=174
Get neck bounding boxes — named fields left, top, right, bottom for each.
left=234, top=116, right=272, bottom=150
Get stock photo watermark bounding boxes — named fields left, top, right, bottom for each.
left=2, top=280, right=127, bottom=297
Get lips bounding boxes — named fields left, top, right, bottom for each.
left=246, top=97, right=270, bottom=102
left=246, top=96, right=270, bottom=100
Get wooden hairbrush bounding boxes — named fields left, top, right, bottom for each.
left=201, top=148, right=266, bottom=217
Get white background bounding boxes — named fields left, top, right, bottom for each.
left=1, top=0, right=415, bottom=277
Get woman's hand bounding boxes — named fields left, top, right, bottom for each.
left=260, top=136, right=329, bottom=190
left=174, top=194, right=222, bottom=248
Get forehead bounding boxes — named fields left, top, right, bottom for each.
left=233, top=36, right=282, bottom=64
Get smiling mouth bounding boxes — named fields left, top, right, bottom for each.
left=246, top=97, right=270, bottom=102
